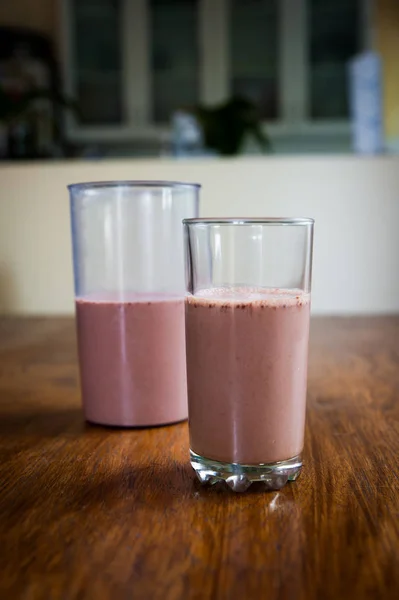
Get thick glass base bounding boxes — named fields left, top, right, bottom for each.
left=190, top=450, right=302, bottom=492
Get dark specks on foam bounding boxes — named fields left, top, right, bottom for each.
left=187, top=287, right=310, bottom=309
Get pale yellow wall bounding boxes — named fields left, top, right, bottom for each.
left=375, top=0, right=399, bottom=142
left=1, top=157, right=399, bottom=316
left=0, top=0, right=57, bottom=40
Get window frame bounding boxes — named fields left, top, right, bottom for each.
left=60, top=0, right=373, bottom=144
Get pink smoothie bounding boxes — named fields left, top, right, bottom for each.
left=185, top=288, right=310, bottom=464
left=75, top=293, right=187, bottom=427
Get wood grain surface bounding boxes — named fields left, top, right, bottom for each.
left=0, top=317, right=398, bottom=600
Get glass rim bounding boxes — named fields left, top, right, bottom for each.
left=183, top=217, right=314, bottom=226
left=68, top=180, right=201, bottom=193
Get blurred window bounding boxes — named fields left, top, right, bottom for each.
left=150, top=0, right=199, bottom=123
left=63, top=0, right=368, bottom=146
left=72, top=0, right=123, bottom=124
left=309, top=0, right=361, bottom=118
left=229, top=0, right=279, bottom=120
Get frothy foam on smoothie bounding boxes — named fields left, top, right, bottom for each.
left=188, top=287, right=310, bottom=308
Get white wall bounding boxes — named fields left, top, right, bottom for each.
left=0, top=155, right=398, bottom=315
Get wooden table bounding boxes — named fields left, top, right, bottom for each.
left=0, top=317, right=398, bottom=600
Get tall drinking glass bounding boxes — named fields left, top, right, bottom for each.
left=69, top=181, right=200, bottom=427
left=184, top=218, right=314, bottom=491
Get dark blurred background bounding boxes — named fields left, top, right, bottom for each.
left=0, top=0, right=397, bottom=159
